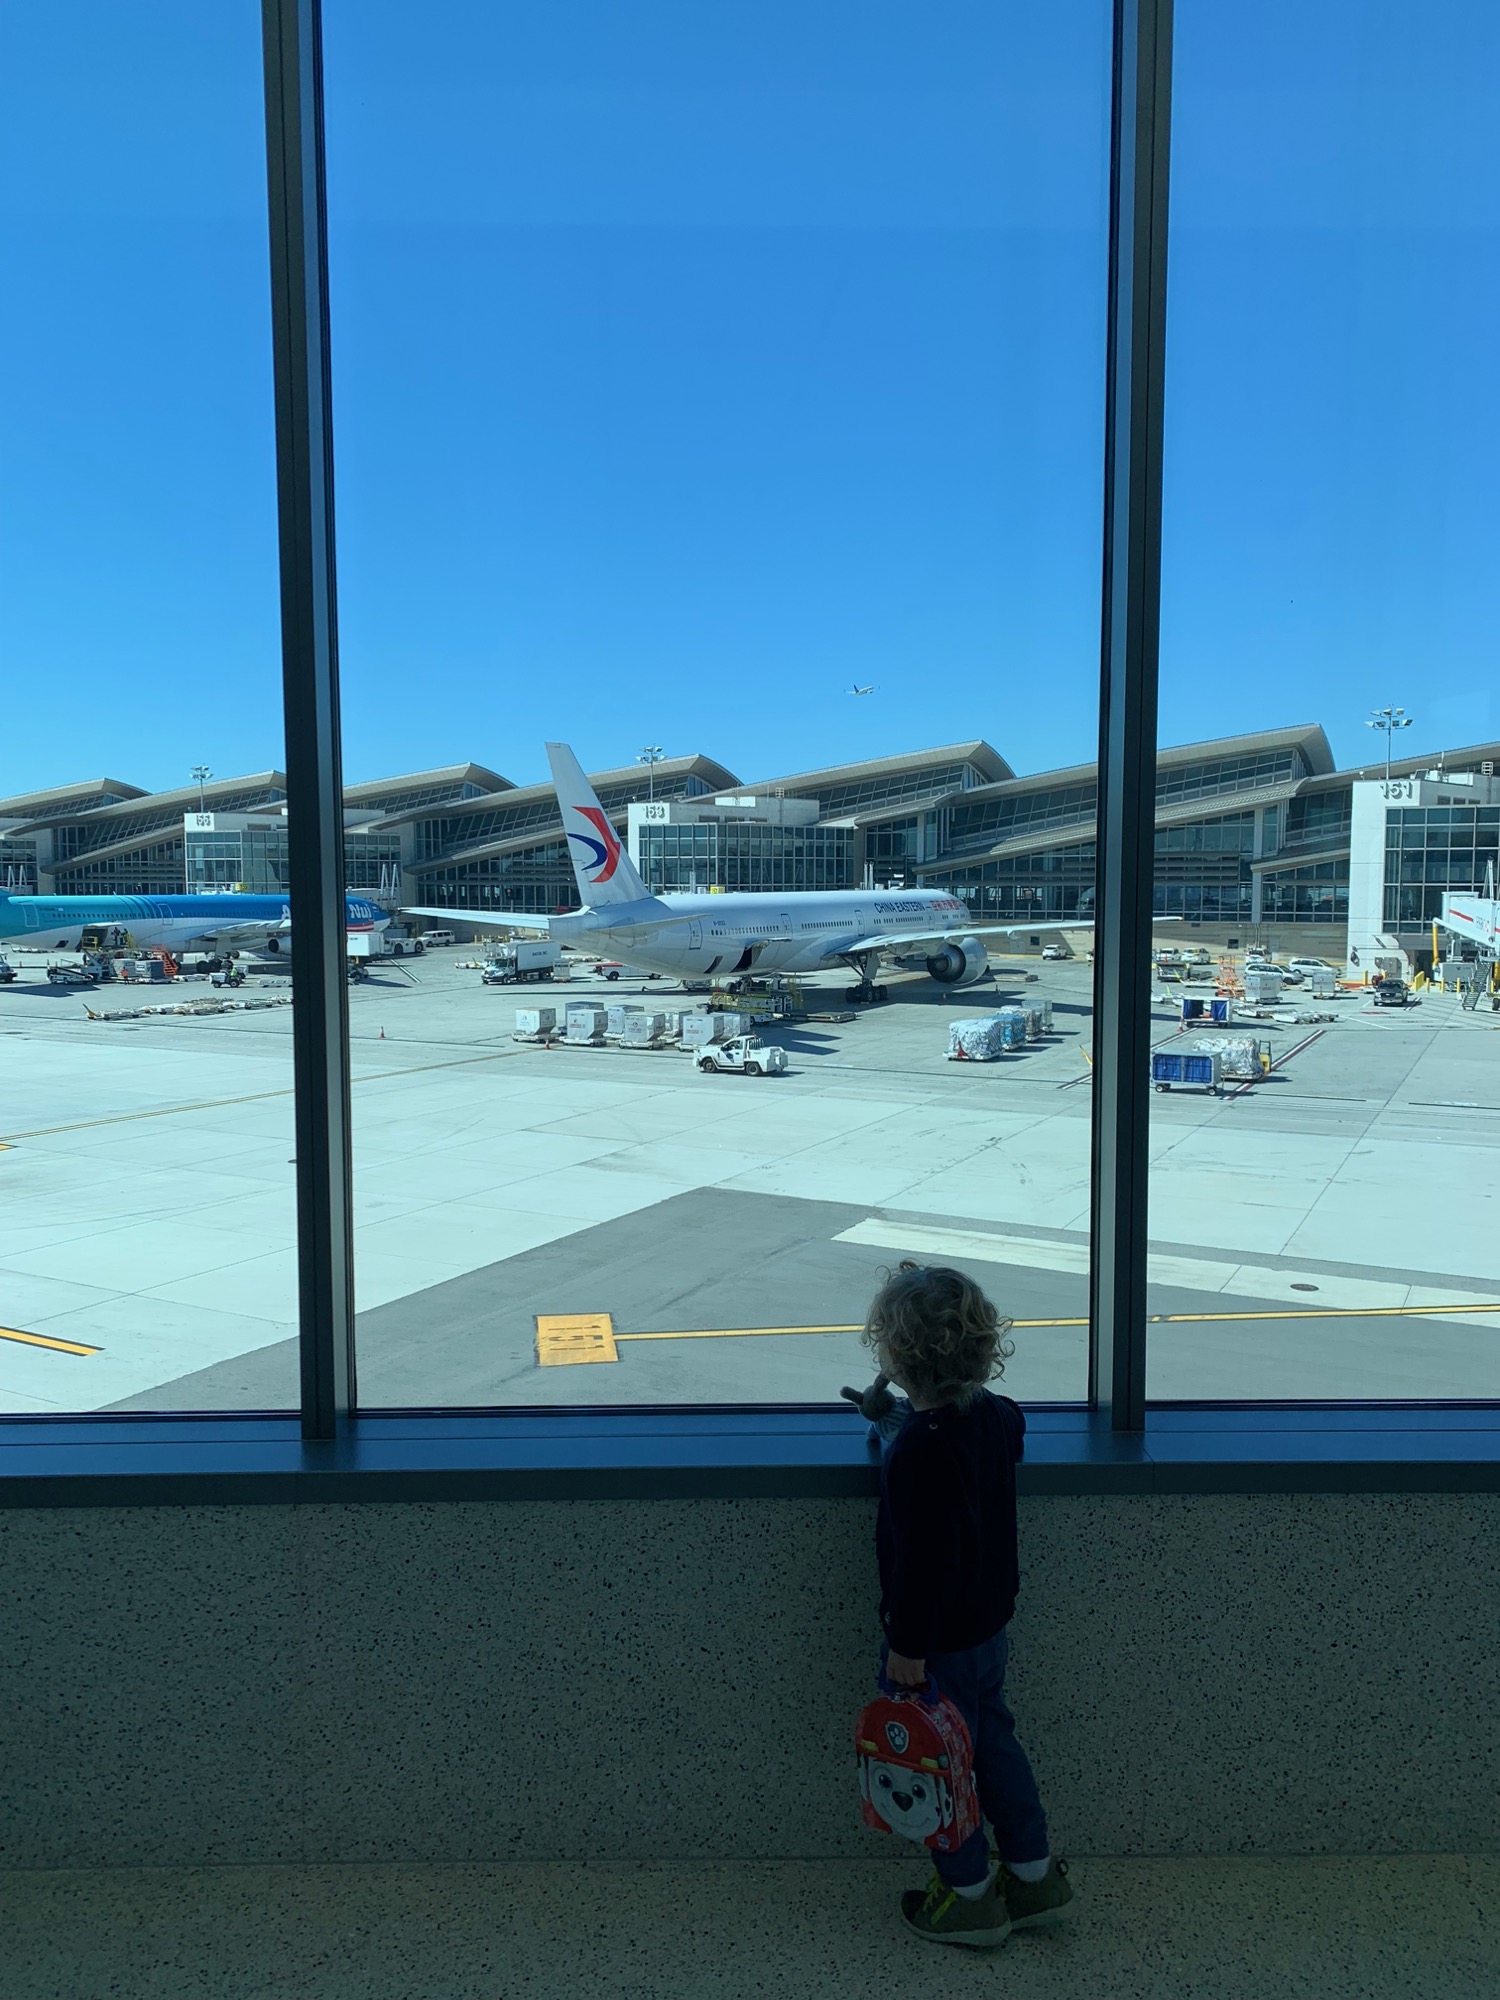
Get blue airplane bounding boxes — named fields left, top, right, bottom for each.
left=0, top=891, right=387, bottom=956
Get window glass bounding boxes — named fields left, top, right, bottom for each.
left=1149, top=0, right=1500, bottom=1399
left=323, top=0, right=1110, bottom=1409
left=0, top=4, right=295, bottom=1411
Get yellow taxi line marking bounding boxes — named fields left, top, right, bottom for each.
left=0, top=1326, right=100, bottom=1356
left=615, top=1325, right=865, bottom=1342
left=605, top=1302, right=1500, bottom=1348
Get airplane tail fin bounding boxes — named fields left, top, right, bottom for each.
left=546, top=743, right=651, bottom=907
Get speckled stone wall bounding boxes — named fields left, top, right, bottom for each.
left=2, top=1494, right=1495, bottom=1867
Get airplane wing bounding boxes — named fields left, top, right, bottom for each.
left=402, top=907, right=556, bottom=931
left=828, top=919, right=1099, bottom=957
left=197, top=914, right=292, bottom=946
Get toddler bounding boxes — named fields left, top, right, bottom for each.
left=842, top=1261, right=1073, bottom=1949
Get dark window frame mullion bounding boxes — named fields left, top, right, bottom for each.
left=261, top=0, right=356, bottom=1438
left=1089, top=0, right=1174, bottom=1429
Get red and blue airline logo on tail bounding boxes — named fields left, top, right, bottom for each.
left=568, top=806, right=622, bottom=884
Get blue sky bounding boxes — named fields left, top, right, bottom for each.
left=1, top=0, right=1496, bottom=798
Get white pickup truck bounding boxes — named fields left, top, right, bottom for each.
left=695, top=1034, right=787, bottom=1077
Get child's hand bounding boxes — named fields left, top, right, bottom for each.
left=885, top=1648, right=927, bottom=1688
left=839, top=1373, right=896, bottom=1421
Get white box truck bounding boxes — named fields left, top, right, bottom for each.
left=484, top=941, right=564, bottom=984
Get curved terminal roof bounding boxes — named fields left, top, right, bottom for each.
left=342, top=765, right=511, bottom=809
left=734, top=741, right=1010, bottom=799
left=373, top=753, right=740, bottom=834
left=0, top=779, right=149, bottom=820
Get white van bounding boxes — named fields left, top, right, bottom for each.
left=420, top=930, right=456, bottom=948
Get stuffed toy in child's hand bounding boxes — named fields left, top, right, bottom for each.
left=840, top=1372, right=897, bottom=1421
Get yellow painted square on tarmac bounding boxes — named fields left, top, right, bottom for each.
left=535, top=1313, right=618, bottom=1366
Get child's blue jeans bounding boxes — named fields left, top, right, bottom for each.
left=869, top=1410, right=1048, bottom=1883
left=885, top=1628, right=1049, bottom=1887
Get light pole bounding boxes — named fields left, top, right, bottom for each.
left=1365, top=707, right=1412, bottom=784
left=191, top=765, right=213, bottom=814
left=638, top=745, right=665, bottom=803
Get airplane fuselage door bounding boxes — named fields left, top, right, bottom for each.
left=688, top=919, right=703, bottom=952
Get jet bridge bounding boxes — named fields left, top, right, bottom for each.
left=1437, top=893, right=1500, bottom=1010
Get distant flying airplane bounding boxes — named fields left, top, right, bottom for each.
left=847, top=684, right=876, bottom=696
left=0, top=892, right=388, bottom=956
left=406, top=742, right=1096, bottom=1001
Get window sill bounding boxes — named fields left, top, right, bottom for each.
left=0, top=1404, right=1498, bottom=1505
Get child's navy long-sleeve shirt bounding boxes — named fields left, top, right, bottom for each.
left=876, top=1389, right=1025, bottom=1659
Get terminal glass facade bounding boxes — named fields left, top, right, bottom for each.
left=1384, top=806, right=1500, bottom=930
left=639, top=822, right=855, bottom=895
left=415, top=843, right=575, bottom=915
left=1260, top=859, right=1350, bottom=926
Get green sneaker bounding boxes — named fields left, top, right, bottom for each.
left=899, top=1871, right=1011, bottom=1950
left=999, top=1857, right=1075, bottom=1929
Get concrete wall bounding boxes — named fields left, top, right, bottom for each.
left=2, top=1493, right=1495, bottom=1868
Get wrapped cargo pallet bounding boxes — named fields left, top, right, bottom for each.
left=993, top=1006, right=1028, bottom=1049
left=1022, top=1005, right=1044, bottom=1041
left=948, top=1017, right=1006, bottom=1062
left=1191, top=1035, right=1268, bottom=1080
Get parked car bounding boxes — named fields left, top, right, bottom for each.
left=1373, top=977, right=1411, bottom=1009
left=1041, top=944, right=1066, bottom=961
left=0, top=959, right=16, bottom=983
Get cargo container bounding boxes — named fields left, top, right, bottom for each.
left=514, top=1007, right=558, bottom=1038
left=1151, top=1049, right=1222, bottom=1094
left=1180, top=996, right=1232, bottom=1027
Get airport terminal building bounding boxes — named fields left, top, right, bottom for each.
left=3, top=724, right=1497, bottom=966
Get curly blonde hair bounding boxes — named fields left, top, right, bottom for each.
left=861, top=1261, right=1013, bottom=1407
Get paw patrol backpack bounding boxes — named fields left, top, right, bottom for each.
left=855, top=1677, right=980, bottom=1853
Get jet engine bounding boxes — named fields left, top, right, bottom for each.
left=926, top=936, right=990, bottom=986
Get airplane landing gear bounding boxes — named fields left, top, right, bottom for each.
left=845, top=982, right=888, bottom=1004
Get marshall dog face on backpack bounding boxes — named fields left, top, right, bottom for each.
left=856, top=1690, right=978, bottom=1853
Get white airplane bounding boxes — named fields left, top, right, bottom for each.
left=0, top=891, right=387, bottom=958
left=407, top=743, right=1093, bottom=1001
left=847, top=684, right=876, bottom=696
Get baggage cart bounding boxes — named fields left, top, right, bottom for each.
left=1151, top=1049, right=1222, bottom=1095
